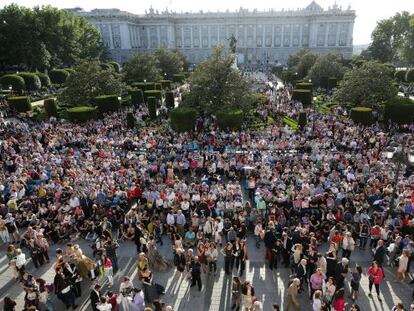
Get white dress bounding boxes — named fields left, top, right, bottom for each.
left=398, top=255, right=408, bottom=273
left=119, top=281, right=133, bottom=311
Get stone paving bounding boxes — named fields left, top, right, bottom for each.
left=0, top=236, right=413, bottom=310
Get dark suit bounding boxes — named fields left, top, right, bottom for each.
left=373, top=245, right=386, bottom=267
left=296, top=264, right=307, bottom=291
left=90, top=289, right=101, bottom=311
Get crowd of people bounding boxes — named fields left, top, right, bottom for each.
left=0, top=72, right=414, bottom=311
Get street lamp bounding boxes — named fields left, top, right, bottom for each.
left=382, top=138, right=414, bottom=210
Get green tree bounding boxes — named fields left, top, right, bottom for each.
left=59, top=60, right=124, bottom=107
left=296, top=52, right=318, bottom=79
left=123, top=53, right=162, bottom=83
left=307, top=53, right=346, bottom=86
left=154, top=48, right=184, bottom=78
left=401, top=16, right=414, bottom=66
left=185, top=45, right=251, bottom=113
left=367, top=11, right=413, bottom=65
left=333, top=61, right=397, bottom=107
left=287, top=49, right=311, bottom=68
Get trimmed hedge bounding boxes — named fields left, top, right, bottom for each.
left=67, top=106, right=97, bottom=122
left=292, top=89, right=312, bottom=106
left=170, top=107, right=197, bottom=132
left=320, top=76, right=329, bottom=89
left=148, top=97, right=157, bottom=120
left=328, top=77, right=337, bottom=89
left=394, top=70, right=406, bottom=82
left=295, top=82, right=313, bottom=91
left=172, top=74, right=185, bottom=83
left=36, top=73, right=51, bottom=88
left=131, top=89, right=144, bottom=106
left=49, top=69, right=70, bottom=84
left=144, top=90, right=162, bottom=102
left=44, top=98, right=58, bottom=117
left=108, top=61, right=121, bottom=73
left=132, top=82, right=156, bottom=91
left=64, top=68, right=76, bottom=75
left=0, top=74, right=25, bottom=93
left=350, top=107, right=373, bottom=125
left=160, top=80, right=172, bottom=90
left=216, top=109, right=243, bottom=130
left=94, top=95, right=120, bottom=113
left=384, top=97, right=414, bottom=124
left=406, top=69, right=414, bottom=83
left=8, top=96, right=31, bottom=112
left=165, top=91, right=175, bottom=109
left=155, top=83, right=162, bottom=90
left=126, top=112, right=135, bottom=128
left=17, top=73, right=41, bottom=91
left=298, top=111, right=307, bottom=129
left=100, top=63, right=111, bottom=71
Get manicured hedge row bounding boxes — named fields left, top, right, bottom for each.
left=44, top=98, right=57, bottom=117
left=165, top=91, right=175, bottom=109
left=17, top=73, right=41, bottom=91
left=328, top=77, right=337, bottom=89
left=148, top=97, right=157, bottom=120
left=298, top=111, right=307, bottom=129
left=131, top=82, right=156, bottom=91
left=159, top=80, right=172, bottom=89
left=295, top=82, right=313, bottom=91
left=94, top=95, right=120, bottom=113
left=144, top=90, right=162, bottom=102
left=172, top=74, right=185, bottom=83
left=170, top=107, right=197, bottom=132
left=49, top=69, right=70, bottom=84
left=67, top=106, right=97, bottom=122
left=36, top=73, right=51, bottom=88
left=131, top=89, right=144, bottom=106
left=127, top=112, right=135, bottom=128
left=384, top=97, right=414, bottom=124
left=64, top=68, right=76, bottom=75
left=8, top=96, right=31, bottom=112
left=394, top=70, right=406, bottom=82
left=407, top=69, right=414, bottom=83
left=292, top=89, right=312, bottom=106
left=216, top=109, right=243, bottom=130
left=350, top=107, right=373, bottom=125
left=0, top=74, right=25, bottom=93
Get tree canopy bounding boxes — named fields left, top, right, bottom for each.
left=0, top=4, right=104, bottom=71
left=154, top=48, right=184, bottom=79
left=123, top=53, right=162, bottom=83
left=365, top=11, right=414, bottom=66
left=333, top=61, right=397, bottom=107
left=59, top=61, right=124, bottom=107
left=185, top=46, right=251, bottom=113
left=307, top=53, right=346, bottom=86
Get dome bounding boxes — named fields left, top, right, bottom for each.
left=304, top=1, right=323, bottom=12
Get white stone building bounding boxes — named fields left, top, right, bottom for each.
left=70, top=1, right=355, bottom=66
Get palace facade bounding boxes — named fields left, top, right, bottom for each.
left=70, top=1, right=355, bottom=66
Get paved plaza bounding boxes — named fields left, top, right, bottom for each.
left=0, top=236, right=412, bottom=311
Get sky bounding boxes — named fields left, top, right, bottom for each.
left=2, top=0, right=414, bottom=44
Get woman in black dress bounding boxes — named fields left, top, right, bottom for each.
left=173, top=248, right=186, bottom=278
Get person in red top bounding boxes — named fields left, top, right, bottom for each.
left=332, top=288, right=346, bottom=311
left=370, top=225, right=381, bottom=248
left=367, top=260, right=383, bottom=302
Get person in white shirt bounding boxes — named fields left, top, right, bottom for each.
left=206, top=242, right=218, bottom=275
left=15, top=248, right=26, bottom=277
left=254, top=221, right=263, bottom=248
left=97, top=297, right=112, bottom=311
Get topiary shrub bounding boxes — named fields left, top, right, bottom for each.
left=67, top=106, right=97, bottom=122
left=298, top=111, right=307, bottom=129
left=17, top=73, right=41, bottom=91
left=131, top=89, right=144, bottom=106
left=328, top=77, right=337, bottom=89
left=170, top=107, right=197, bottom=132
left=216, top=109, right=243, bottom=130
left=295, top=82, right=313, bottom=91
left=160, top=80, right=172, bottom=90
left=36, top=73, right=51, bottom=88
left=155, top=83, right=162, bottom=90
left=406, top=69, right=414, bottom=83
left=94, top=95, right=120, bottom=113
left=292, top=89, right=312, bottom=106
left=172, top=74, right=185, bottom=83
left=148, top=97, right=157, bottom=120
left=144, top=90, right=162, bottom=102
left=0, top=74, right=26, bottom=93
left=394, top=70, right=406, bottom=82
left=384, top=97, right=414, bottom=124
left=49, top=69, right=70, bottom=84
left=126, top=112, right=135, bottom=128
left=7, top=96, right=31, bottom=112
left=350, top=107, right=373, bottom=125
left=100, top=63, right=111, bottom=71
left=319, top=76, right=329, bottom=89
left=165, top=91, right=175, bottom=109
left=143, top=82, right=156, bottom=91
left=44, top=98, right=58, bottom=117
left=64, top=68, right=76, bottom=75
left=108, top=61, right=121, bottom=73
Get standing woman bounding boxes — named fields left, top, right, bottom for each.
left=221, top=242, right=234, bottom=275
left=206, top=242, right=218, bottom=275
left=395, top=249, right=409, bottom=282
left=332, top=288, right=346, bottom=311
left=231, top=276, right=242, bottom=311
left=241, top=281, right=255, bottom=311
left=119, top=276, right=134, bottom=311
left=323, top=277, right=336, bottom=310
left=312, top=290, right=322, bottom=311
left=350, top=265, right=362, bottom=302
left=238, top=240, right=248, bottom=276
left=173, top=248, right=186, bottom=278
left=367, top=260, right=383, bottom=302
left=102, top=254, right=114, bottom=287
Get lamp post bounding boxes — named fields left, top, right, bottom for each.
left=382, top=138, right=414, bottom=211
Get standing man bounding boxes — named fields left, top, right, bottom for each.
left=373, top=239, right=386, bottom=267
left=105, top=240, right=119, bottom=274
left=335, top=257, right=349, bottom=290
left=90, top=284, right=101, bottom=311
left=190, top=256, right=202, bottom=291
